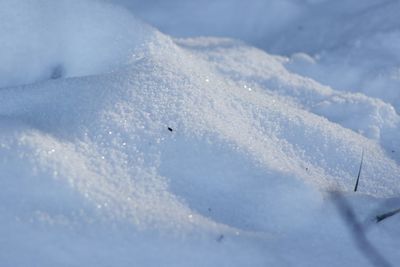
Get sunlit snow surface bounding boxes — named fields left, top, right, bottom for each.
left=1, top=0, right=400, bottom=266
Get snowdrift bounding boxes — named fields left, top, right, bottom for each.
left=1, top=0, right=400, bottom=266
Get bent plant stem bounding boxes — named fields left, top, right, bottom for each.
left=376, top=208, right=400, bottom=223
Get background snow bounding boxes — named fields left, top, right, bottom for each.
left=1, top=0, right=400, bottom=266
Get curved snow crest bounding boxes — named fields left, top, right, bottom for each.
left=112, top=0, right=400, bottom=113
left=0, top=0, right=154, bottom=88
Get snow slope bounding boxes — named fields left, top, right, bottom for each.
left=1, top=0, right=400, bottom=266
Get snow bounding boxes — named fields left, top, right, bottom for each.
left=1, top=0, right=400, bottom=266
left=0, top=0, right=151, bottom=88
left=111, top=0, right=400, bottom=111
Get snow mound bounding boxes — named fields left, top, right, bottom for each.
left=0, top=0, right=152, bottom=88
left=1, top=1, right=400, bottom=266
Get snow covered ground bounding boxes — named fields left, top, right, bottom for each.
left=1, top=0, right=399, bottom=266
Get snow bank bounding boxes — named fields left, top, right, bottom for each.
left=1, top=0, right=400, bottom=266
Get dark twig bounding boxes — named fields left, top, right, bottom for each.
left=354, top=149, right=364, bottom=192
left=376, top=208, right=400, bottom=223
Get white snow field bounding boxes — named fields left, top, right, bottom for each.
left=1, top=0, right=400, bottom=266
